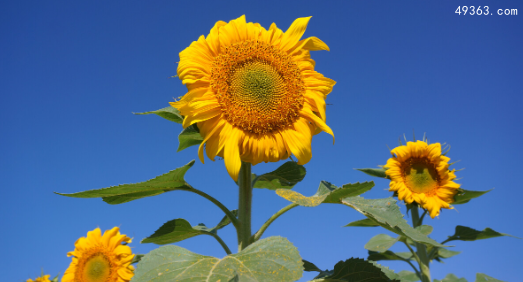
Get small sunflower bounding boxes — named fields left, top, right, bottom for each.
left=27, top=274, right=51, bottom=282
left=385, top=140, right=460, bottom=218
left=62, top=227, right=134, bottom=282
left=171, top=15, right=335, bottom=181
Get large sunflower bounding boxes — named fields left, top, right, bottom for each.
left=62, top=227, right=134, bottom=282
left=384, top=140, right=460, bottom=218
left=27, top=274, right=51, bottom=282
left=170, top=15, right=335, bottom=181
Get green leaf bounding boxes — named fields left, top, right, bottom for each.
left=134, top=106, right=183, bottom=123
left=56, top=161, right=195, bottom=204
left=345, top=218, right=380, bottom=227
left=475, top=273, right=505, bottom=282
left=51, top=274, right=60, bottom=282
left=276, top=181, right=374, bottom=207
left=303, top=259, right=323, bottom=272
left=211, top=209, right=238, bottom=233
left=433, top=273, right=467, bottom=282
left=370, top=261, right=405, bottom=282
left=368, top=251, right=413, bottom=262
left=132, top=236, right=303, bottom=282
left=253, top=161, right=306, bottom=190
left=342, top=197, right=447, bottom=248
left=141, top=218, right=215, bottom=245
left=177, top=124, right=203, bottom=152
left=453, top=189, right=492, bottom=205
left=446, top=226, right=519, bottom=242
left=356, top=167, right=388, bottom=179
left=365, top=234, right=399, bottom=252
left=396, top=270, right=420, bottom=282
left=310, top=258, right=398, bottom=282
left=416, top=225, right=433, bottom=236
left=436, top=248, right=461, bottom=259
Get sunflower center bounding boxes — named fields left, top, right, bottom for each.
left=403, top=158, right=439, bottom=193
left=211, top=40, right=305, bottom=134
left=82, top=253, right=112, bottom=282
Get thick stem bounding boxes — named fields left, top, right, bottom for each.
left=253, top=203, right=298, bottom=242
left=411, top=205, right=431, bottom=282
left=238, top=162, right=252, bottom=251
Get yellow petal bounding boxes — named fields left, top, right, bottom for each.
left=280, top=17, right=311, bottom=51
left=224, top=126, right=242, bottom=181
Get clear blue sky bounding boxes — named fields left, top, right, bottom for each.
left=2, top=1, right=522, bottom=281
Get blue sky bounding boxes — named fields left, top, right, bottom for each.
left=2, top=1, right=522, bottom=281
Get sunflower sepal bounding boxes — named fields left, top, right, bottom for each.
left=276, top=180, right=374, bottom=207
left=132, top=236, right=303, bottom=282
left=452, top=188, right=492, bottom=205
left=134, top=106, right=183, bottom=124
left=177, top=123, right=203, bottom=152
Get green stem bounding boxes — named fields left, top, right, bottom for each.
left=404, top=241, right=421, bottom=279
left=397, top=244, right=422, bottom=279
left=208, top=233, right=232, bottom=255
left=253, top=203, right=299, bottom=242
left=238, top=162, right=253, bottom=251
left=411, top=204, right=431, bottom=282
left=180, top=188, right=239, bottom=231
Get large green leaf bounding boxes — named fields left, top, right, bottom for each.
left=453, top=189, right=492, bottom=205
left=56, top=161, right=195, bottom=204
left=177, top=124, right=203, bottom=152
left=345, top=218, right=380, bottom=227
left=475, top=273, right=505, bottom=282
left=368, top=251, right=413, bottom=262
left=365, top=234, right=399, bottom=252
left=310, top=258, right=398, bottom=282
left=134, top=106, right=183, bottom=123
left=141, top=219, right=212, bottom=245
left=132, top=236, right=303, bottom=282
left=356, top=167, right=388, bottom=179
left=277, top=181, right=374, bottom=207
left=445, top=226, right=518, bottom=242
left=342, top=197, right=447, bottom=248
left=252, top=161, right=306, bottom=190
left=433, top=274, right=467, bottom=282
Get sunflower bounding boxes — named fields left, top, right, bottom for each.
left=27, top=274, right=51, bottom=282
left=62, top=227, right=134, bottom=282
left=384, top=140, right=460, bottom=218
left=170, top=15, right=335, bottom=181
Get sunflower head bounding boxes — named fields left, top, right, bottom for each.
left=384, top=140, right=460, bottom=218
left=170, top=15, right=335, bottom=181
left=27, top=274, right=51, bottom=282
left=62, top=227, right=135, bottom=282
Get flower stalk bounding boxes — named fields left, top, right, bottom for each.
left=410, top=204, right=431, bottom=282
left=238, top=161, right=253, bottom=251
